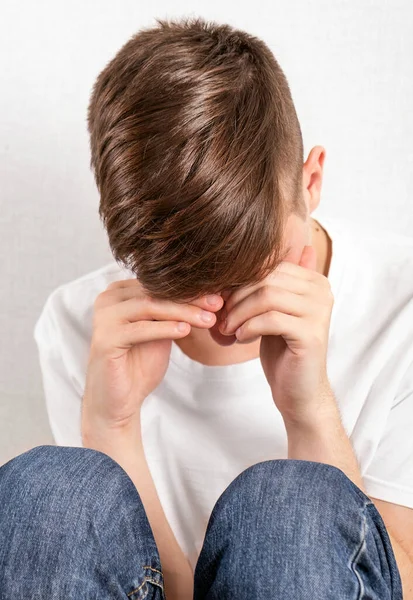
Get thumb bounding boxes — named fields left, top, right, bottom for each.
left=299, top=245, right=317, bottom=272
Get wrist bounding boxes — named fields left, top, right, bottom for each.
left=81, top=412, right=143, bottom=450
left=281, top=387, right=338, bottom=433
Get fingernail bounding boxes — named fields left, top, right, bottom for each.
left=206, top=295, right=221, bottom=306
left=201, top=310, right=214, bottom=322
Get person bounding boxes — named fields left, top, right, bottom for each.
left=1, top=15, right=411, bottom=600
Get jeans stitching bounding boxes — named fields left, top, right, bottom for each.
left=127, top=574, right=165, bottom=599
left=365, top=502, right=403, bottom=599
left=348, top=506, right=368, bottom=599
left=143, top=565, right=164, bottom=577
left=127, top=577, right=164, bottom=598
left=126, top=577, right=146, bottom=598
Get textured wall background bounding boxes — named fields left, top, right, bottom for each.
left=1, top=0, right=412, bottom=465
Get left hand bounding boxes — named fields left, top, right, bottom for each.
left=219, top=246, right=335, bottom=423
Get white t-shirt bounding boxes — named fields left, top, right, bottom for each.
left=34, top=213, right=413, bottom=570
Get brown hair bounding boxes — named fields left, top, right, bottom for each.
left=87, top=16, right=304, bottom=303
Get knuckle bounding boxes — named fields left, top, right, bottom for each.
left=93, top=293, right=104, bottom=311
left=94, top=289, right=115, bottom=310
left=92, top=302, right=114, bottom=330
left=91, top=306, right=106, bottom=331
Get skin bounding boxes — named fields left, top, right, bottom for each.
left=174, top=145, right=331, bottom=366
left=174, top=145, right=413, bottom=594
left=83, top=144, right=413, bottom=596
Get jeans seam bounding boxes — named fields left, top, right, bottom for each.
left=365, top=502, right=403, bottom=599
left=348, top=506, right=368, bottom=599
left=127, top=576, right=165, bottom=599
left=127, top=567, right=165, bottom=600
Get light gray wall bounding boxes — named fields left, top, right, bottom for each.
left=1, top=0, right=412, bottom=465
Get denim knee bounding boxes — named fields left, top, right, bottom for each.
left=0, top=448, right=164, bottom=598
left=195, top=461, right=402, bottom=599
left=203, top=458, right=373, bottom=563
left=194, top=460, right=374, bottom=599
left=215, top=458, right=371, bottom=519
left=0, top=444, right=148, bottom=532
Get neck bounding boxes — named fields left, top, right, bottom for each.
left=311, top=217, right=332, bottom=278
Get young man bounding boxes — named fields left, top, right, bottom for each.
left=33, top=16, right=412, bottom=599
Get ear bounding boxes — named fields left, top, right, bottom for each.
left=302, top=146, right=326, bottom=213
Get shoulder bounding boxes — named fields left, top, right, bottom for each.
left=319, top=213, right=413, bottom=302
left=318, top=212, right=413, bottom=366
left=319, top=212, right=413, bottom=262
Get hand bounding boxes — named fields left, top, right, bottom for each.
left=82, top=279, right=223, bottom=433
left=219, top=246, right=335, bottom=424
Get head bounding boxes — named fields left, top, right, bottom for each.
left=87, top=16, right=325, bottom=304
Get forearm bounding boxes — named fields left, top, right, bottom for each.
left=282, top=394, right=365, bottom=492
left=82, top=419, right=194, bottom=600
left=282, top=392, right=413, bottom=598
left=387, top=530, right=413, bottom=599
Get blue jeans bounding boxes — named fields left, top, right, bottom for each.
left=0, top=445, right=403, bottom=599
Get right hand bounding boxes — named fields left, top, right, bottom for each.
left=81, top=278, right=224, bottom=433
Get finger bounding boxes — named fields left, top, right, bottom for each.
left=165, top=293, right=224, bottom=312
left=235, top=311, right=306, bottom=350
left=102, top=319, right=192, bottom=351
left=98, top=279, right=145, bottom=308
left=275, top=260, right=317, bottom=280
left=111, top=296, right=219, bottom=329
left=223, top=272, right=313, bottom=316
left=299, top=245, right=317, bottom=272
left=220, top=286, right=309, bottom=336
left=100, top=284, right=224, bottom=313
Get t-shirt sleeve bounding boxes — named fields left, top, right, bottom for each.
left=362, top=362, right=413, bottom=508
left=34, top=291, right=84, bottom=448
